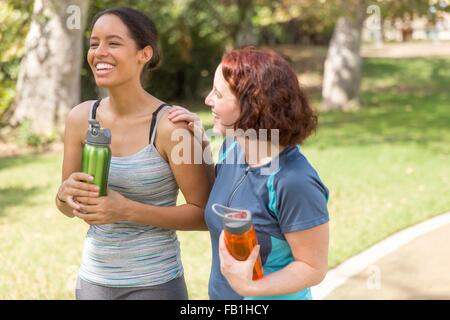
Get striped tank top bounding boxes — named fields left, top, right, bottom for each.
left=78, top=100, right=183, bottom=287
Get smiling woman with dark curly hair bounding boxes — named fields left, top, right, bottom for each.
left=168, top=47, right=330, bottom=300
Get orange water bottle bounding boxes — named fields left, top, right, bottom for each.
left=212, top=204, right=263, bottom=280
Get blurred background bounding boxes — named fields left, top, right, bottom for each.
left=0, top=0, right=449, bottom=299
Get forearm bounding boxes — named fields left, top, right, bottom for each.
left=246, top=260, right=327, bottom=297
left=124, top=198, right=208, bottom=231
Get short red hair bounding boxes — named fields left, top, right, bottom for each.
left=221, top=47, right=317, bottom=146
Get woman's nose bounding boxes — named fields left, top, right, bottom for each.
left=205, top=92, right=213, bottom=107
left=94, top=43, right=108, bottom=57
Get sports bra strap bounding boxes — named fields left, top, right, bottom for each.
left=90, top=99, right=101, bottom=120
left=149, top=103, right=171, bottom=144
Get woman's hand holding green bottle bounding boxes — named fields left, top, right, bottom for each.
left=57, top=172, right=100, bottom=212
left=58, top=172, right=128, bottom=225
left=72, top=188, right=128, bottom=225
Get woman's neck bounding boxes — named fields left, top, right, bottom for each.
left=104, top=79, right=161, bottom=117
left=236, top=136, right=286, bottom=168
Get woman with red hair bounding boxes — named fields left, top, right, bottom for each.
left=169, top=47, right=329, bottom=300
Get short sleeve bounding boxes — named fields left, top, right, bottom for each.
left=275, top=173, right=329, bottom=234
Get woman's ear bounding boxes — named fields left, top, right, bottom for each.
left=139, top=45, right=153, bottom=65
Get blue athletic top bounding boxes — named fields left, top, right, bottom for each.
left=205, top=138, right=330, bottom=300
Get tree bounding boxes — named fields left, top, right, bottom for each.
left=5, top=0, right=89, bottom=137
left=322, top=0, right=367, bottom=111
left=0, top=0, right=34, bottom=119
left=321, top=0, right=450, bottom=111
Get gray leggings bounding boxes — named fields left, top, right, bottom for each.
left=76, top=275, right=189, bottom=300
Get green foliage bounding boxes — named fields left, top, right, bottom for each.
left=0, top=0, right=33, bottom=117
left=17, top=120, right=58, bottom=149
left=146, top=0, right=228, bottom=100
left=2, top=0, right=448, bottom=117
left=253, top=0, right=337, bottom=45
left=376, top=0, right=450, bottom=20
left=0, top=0, right=367, bottom=111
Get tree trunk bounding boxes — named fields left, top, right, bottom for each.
left=234, top=0, right=257, bottom=47
left=322, top=1, right=366, bottom=111
left=6, top=0, right=89, bottom=136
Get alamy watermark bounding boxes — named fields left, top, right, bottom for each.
left=170, top=127, right=281, bottom=175
left=366, top=5, right=382, bottom=32
left=66, top=5, right=81, bottom=30
left=366, top=4, right=383, bottom=48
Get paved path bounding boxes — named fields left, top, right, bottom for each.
left=312, top=212, right=450, bottom=300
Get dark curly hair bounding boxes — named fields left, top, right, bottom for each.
left=221, top=47, right=318, bottom=146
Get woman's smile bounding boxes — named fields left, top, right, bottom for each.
left=94, top=62, right=116, bottom=77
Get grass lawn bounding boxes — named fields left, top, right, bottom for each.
left=1, top=56, right=449, bottom=299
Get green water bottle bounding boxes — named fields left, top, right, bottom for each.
left=81, top=119, right=112, bottom=196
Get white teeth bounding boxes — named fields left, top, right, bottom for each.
left=96, top=63, right=114, bottom=70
